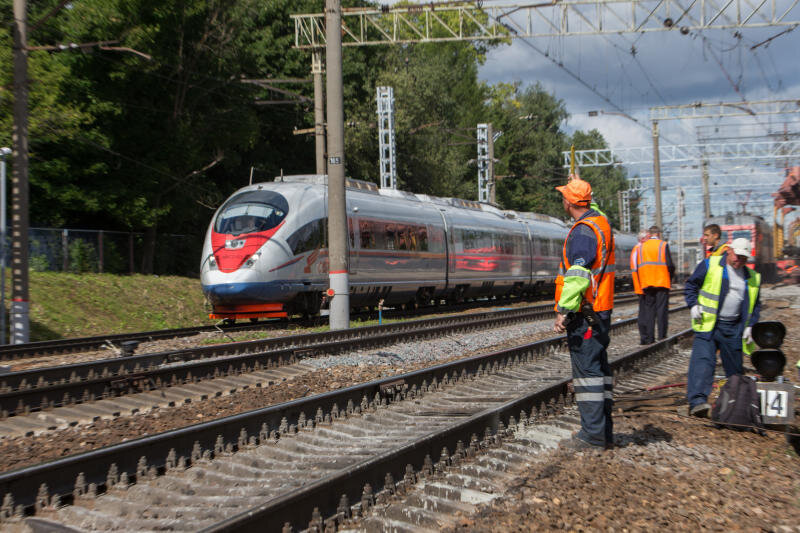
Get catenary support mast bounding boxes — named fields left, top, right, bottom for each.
left=325, top=0, right=349, bottom=330
left=11, top=0, right=30, bottom=344
left=312, top=50, right=326, bottom=175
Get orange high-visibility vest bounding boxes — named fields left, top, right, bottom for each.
left=630, top=242, right=643, bottom=295
left=637, top=238, right=671, bottom=289
left=555, top=214, right=616, bottom=312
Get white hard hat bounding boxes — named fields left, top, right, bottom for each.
left=731, top=237, right=752, bottom=257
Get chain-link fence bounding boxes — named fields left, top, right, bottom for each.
left=26, top=228, right=202, bottom=276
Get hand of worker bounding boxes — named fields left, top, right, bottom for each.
left=554, top=313, right=567, bottom=333
left=690, top=305, right=702, bottom=320
left=743, top=326, right=753, bottom=344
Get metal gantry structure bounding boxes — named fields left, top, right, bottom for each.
left=650, top=99, right=800, bottom=121
left=376, top=86, right=398, bottom=190
left=564, top=139, right=800, bottom=167
left=292, top=1, right=800, bottom=47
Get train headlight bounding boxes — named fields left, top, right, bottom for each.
left=208, top=256, right=218, bottom=270
left=242, top=253, right=261, bottom=269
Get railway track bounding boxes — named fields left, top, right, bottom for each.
left=0, top=307, right=690, bottom=530
left=0, top=293, right=563, bottom=362
left=0, top=295, right=651, bottom=421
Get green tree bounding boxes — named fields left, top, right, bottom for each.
left=490, top=83, right=571, bottom=217
left=345, top=41, right=490, bottom=198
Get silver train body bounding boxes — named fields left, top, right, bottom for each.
left=201, top=175, right=638, bottom=319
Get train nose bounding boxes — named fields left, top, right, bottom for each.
left=203, top=281, right=285, bottom=305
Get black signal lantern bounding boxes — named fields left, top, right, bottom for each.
left=750, top=321, right=787, bottom=381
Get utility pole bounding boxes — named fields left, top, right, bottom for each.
left=324, top=0, right=349, bottom=330
left=677, top=188, right=685, bottom=275
left=312, top=50, right=326, bottom=175
left=0, top=147, right=10, bottom=345
left=488, top=123, right=496, bottom=204
left=701, top=159, right=711, bottom=220
left=651, top=120, right=663, bottom=231
left=640, top=198, right=648, bottom=231
left=11, top=0, right=30, bottom=344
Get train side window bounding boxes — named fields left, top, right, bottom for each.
left=286, top=218, right=326, bottom=255
left=400, top=226, right=409, bottom=250
left=417, top=227, right=428, bottom=251
left=385, top=224, right=396, bottom=250
left=359, top=219, right=375, bottom=249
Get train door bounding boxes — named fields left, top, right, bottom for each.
left=346, top=212, right=358, bottom=275
left=438, top=209, right=456, bottom=278
left=521, top=220, right=534, bottom=288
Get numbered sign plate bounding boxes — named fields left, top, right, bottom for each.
left=756, top=382, right=795, bottom=424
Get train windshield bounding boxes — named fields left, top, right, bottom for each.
left=214, top=190, right=289, bottom=236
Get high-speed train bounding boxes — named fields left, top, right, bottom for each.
left=201, top=175, right=639, bottom=321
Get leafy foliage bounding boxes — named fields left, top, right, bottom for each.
left=0, top=0, right=632, bottom=276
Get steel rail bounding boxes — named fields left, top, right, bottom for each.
left=0, top=320, right=283, bottom=361
left=0, top=306, right=687, bottom=517
left=0, top=299, right=610, bottom=417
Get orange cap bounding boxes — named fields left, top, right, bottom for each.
left=556, top=178, right=592, bottom=205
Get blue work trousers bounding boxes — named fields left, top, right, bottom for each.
left=566, top=313, right=613, bottom=447
left=687, top=319, right=744, bottom=409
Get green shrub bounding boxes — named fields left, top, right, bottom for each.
left=30, top=254, right=51, bottom=272
left=68, top=239, right=97, bottom=273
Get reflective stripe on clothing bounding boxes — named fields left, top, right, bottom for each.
left=699, top=290, right=719, bottom=301
left=576, top=392, right=605, bottom=402
left=574, top=377, right=613, bottom=386
left=565, top=267, right=592, bottom=279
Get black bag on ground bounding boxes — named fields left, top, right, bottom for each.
left=711, top=374, right=764, bottom=433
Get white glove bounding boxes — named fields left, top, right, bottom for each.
left=690, top=305, right=702, bottom=320
left=743, top=326, right=753, bottom=344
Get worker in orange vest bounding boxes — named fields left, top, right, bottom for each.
left=553, top=177, right=615, bottom=451
left=702, top=223, right=729, bottom=258
left=630, top=230, right=649, bottom=341
left=637, top=225, right=675, bottom=344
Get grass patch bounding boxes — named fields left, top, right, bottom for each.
left=9, top=272, right=215, bottom=341
left=7, top=272, right=425, bottom=342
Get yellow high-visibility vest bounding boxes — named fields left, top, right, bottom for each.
left=692, top=256, right=760, bottom=354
